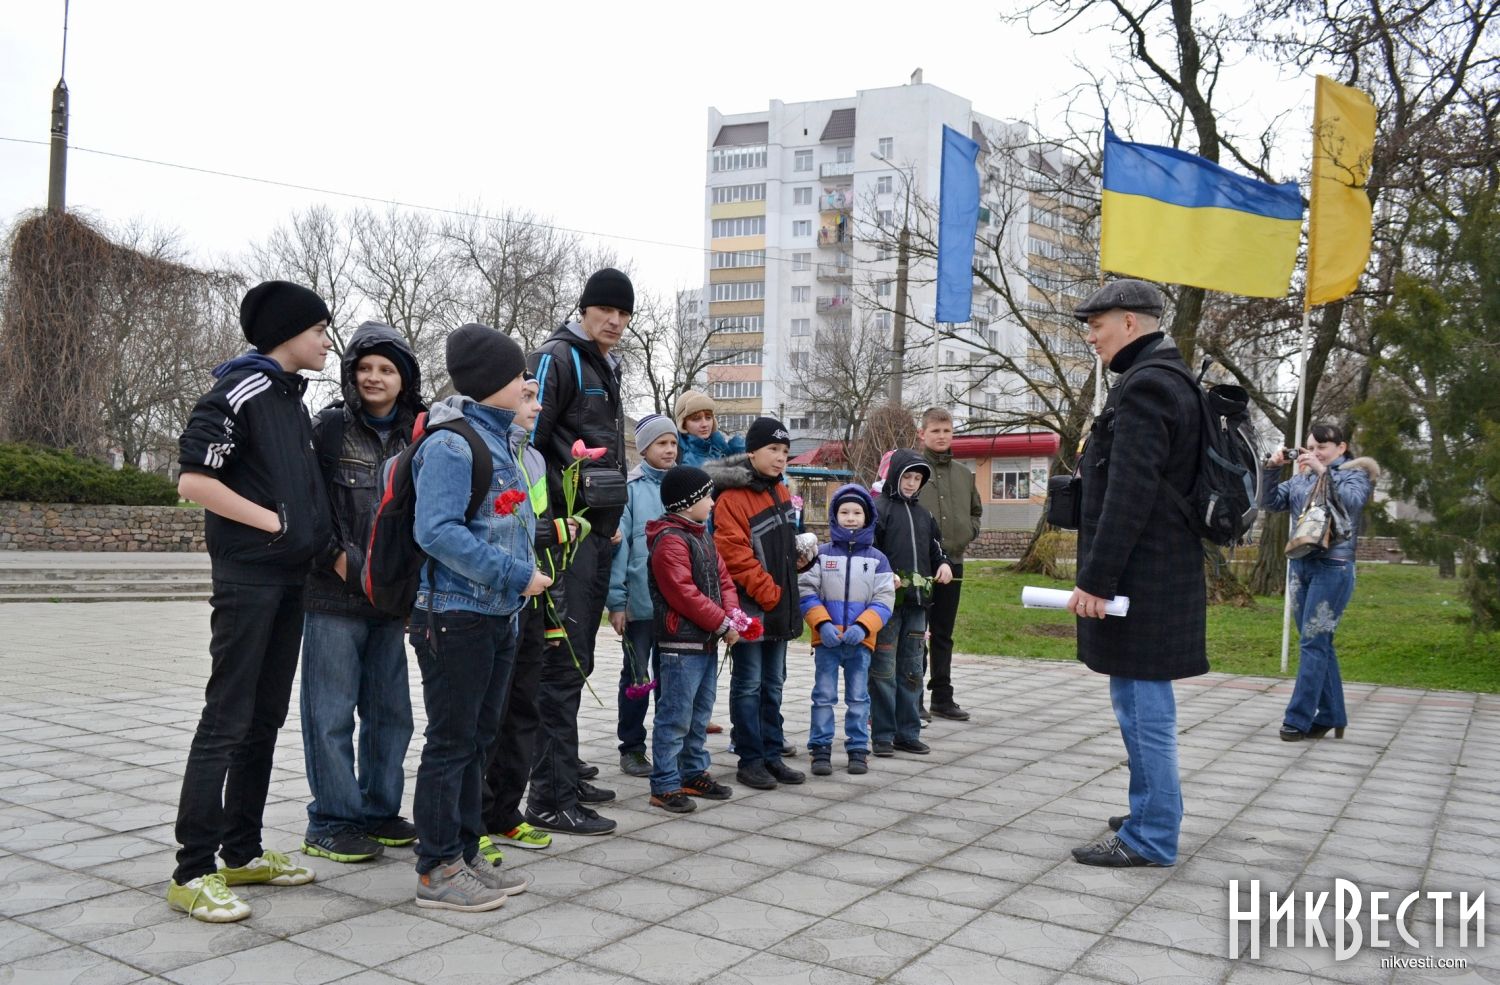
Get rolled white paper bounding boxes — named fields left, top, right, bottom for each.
left=1021, top=586, right=1130, bottom=617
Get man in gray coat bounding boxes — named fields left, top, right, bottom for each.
left=1065, top=279, right=1206, bottom=868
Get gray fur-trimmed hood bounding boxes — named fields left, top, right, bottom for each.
left=1337, top=456, right=1381, bottom=481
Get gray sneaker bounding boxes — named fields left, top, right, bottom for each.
left=467, top=859, right=532, bottom=896
left=415, top=858, right=507, bottom=912
left=620, top=750, right=652, bottom=778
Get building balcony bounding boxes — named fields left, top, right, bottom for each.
left=816, top=262, right=852, bottom=283
left=818, top=188, right=854, bottom=213
left=820, top=161, right=855, bottom=181
left=816, top=295, right=853, bottom=314
left=817, top=226, right=852, bottom=248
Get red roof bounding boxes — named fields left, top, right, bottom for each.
left=788, top=442, right=848, bottom=466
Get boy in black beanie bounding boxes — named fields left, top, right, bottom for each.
left=169, top=281, right=337, bottom=922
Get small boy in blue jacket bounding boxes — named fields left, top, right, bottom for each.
left=798, top=485, right=895, bottom=776
left=607, top=414, right=678, bottom=778
left=408, top=323, right=552, bottom=913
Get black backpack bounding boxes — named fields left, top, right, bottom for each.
left=362, top=413, right=492, bottom=617
left=1118, top=358, right=1261, bottom=546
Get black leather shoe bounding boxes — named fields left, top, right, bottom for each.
left=892, top=738, right=930, bottom=755
left=1108, top=815, right=1128, bottom=833
left=765, top=761, right=805, bottom=785
left=872, top=741, right=895, bottom=758
left=781, top=743, right=797, bottom=758
left=524, top=806, right=616, bottom=836
left=576, top=780, right=616, bottom=804
left=1072, top=836, right=1164, bottom=867
left=1306, top=724, right=1346, bottom=739
left=736, top=763, right=778, bottom=790
left=932, top=703, right=971, bottom=721
left=577, top=761, right=600, bottom=780
left=1279, top=725, right=1306, bottom=742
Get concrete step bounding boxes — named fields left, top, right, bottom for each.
left=0, top=569, right=211, bottom=584
left=0, top=590, right=212, bottom=603
left=0, top=579, right=215, bottom=596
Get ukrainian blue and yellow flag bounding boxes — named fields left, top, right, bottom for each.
left=1100, top=127, right=1302, bottom=298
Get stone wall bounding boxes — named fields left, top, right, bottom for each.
left=0, top=503, right=206, bottom=551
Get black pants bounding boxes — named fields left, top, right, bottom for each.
left=481, top=600, right=546, bottom=832
left=173, top=579, right=304, bottom=884
left=527, top=535, right=611, bottom=814
left=926, top=561, right=963, bottom=707
left=409, top=609, right=516, bottom=874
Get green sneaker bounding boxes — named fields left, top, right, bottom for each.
left=219, top=849, right=315, bottom=887
left=498, top=822, right=551, bottom=850
left=477, top=834, right=504, bottom=866
left=166, top=873, right=251, bottom=923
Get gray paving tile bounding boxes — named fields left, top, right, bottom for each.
left=289, top=907, right=462, bottom=966
left=0, top=856, right=128, bottom=917
left=889, top=942, right=1060, bottom=985
left=700, top=952, right=878, bottom=985
left=770, top=916, right=931, bottom=977
left=90, top=918, right=278, bottom=975
left=381, top=932, right=564, bottom=984
left=0, top=943, right=147, bottom=985
left=738, top=870, right=877, bottom=915
left=582, top=925, right=755, bottom=985
left=835, top=887, right=983, bottom=940
left=487, top=900, right=647, bottom=958
left=575, top=875, right=717, bottom=922
left=664, top=893, right=823, bottom=949
left=14, top=887, right=176, bottom=944
left=162, top=940, right=363, bottom=985
left=888, top=866, right=1022, bottom=909
left=1073, top=936, right=1233, bottom=984
left=0, top=919, right=61, bottom=964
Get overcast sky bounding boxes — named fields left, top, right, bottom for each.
left=1, top=1, right=1314, bottom=295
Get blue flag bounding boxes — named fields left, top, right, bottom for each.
left=936, top=125, right=981, bottom=323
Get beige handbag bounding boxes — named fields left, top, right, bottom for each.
left=1285, top=473, right=1332, bottom=559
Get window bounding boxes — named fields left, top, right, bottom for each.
left=877, top=243, right=895, bottom=261
left=791, top=286, right=811, bottom=303
left=877, top=279, right=893, bottom=298
left=878, top=137, right=894, bottom=159
left=789, top=351, right=809, bottom=370
left=791, top=252, right=811, bottom=271
left=788, top=415, right=811, bottom=430
left=794, top=149, right=813, bottom=172
left=708, top=347, right=764, bottom=366
left=710, top=281, right=765, bottom=302
left=876, top=175, right=893, bottom=195
left=719, top=413, right=755, bottom=433
left=711, top=216, right=766, bottom=237
left=711, top=183, right=766, bottom=204
left=793, top=186, right=813, bottom=206
left=710, top=250, right=765, bottom=269
left=714, top=315, right=764, bottom=333
left=710, top=381, right=763, bottom=400
left=792, top=220, right=812, bottom=238
left=874, top=311, right=893, bottom=331
left=711, top=145, right=767, bottom=172
left=790, top=318, right=811, bottom=336
left=990, top=458, right=1032, bottom=501
left=878, top=209, right=895, bottom=228
left=836, top=145, right=854, bottom=164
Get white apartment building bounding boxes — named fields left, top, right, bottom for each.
left=701, top=77, right=1071, bottom=440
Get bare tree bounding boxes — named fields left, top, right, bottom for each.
left=248, top=205, right=358, bottom=355
left=622, top=287, right=745, bottom=416
left=443, top=206, right=580, bottom=352
left=784, top=313, right=900, bottom=465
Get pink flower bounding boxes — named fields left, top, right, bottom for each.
left=570, top=439, right=607, bottom=461
left=625, top=680, right=658, bottom=701
left=791, top=495, right=805, bottom=511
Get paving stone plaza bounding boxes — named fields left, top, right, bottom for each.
left=1, top=592, right=1496, bottom=984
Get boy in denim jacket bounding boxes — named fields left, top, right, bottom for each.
left=408, top=323, right=552, bottom=913
left=798, top=485, right=894, bottom=776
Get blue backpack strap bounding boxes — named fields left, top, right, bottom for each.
left=571, top=346, right=584, bottom=390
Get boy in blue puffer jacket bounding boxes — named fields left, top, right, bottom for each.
left=798, top=485, right=895, bottom=776
left=674, top=389, right=745, bottom=468
left=607, top=414, right=678, bottom=778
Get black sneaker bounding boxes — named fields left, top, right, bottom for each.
left=681, top=773, right=733, bottom=800
left=893, top=738, right=930, bottom=755
left=1072, top=836, right=1164, bottom=867
left=650, top=791, right=696, bottom=814
left=736, top=763, right=778, bottom=790
left=781, top=743, right=797, bottom=758
left=810, top=747, right=833, bottom=777
left=765, top=761, right=805, bottom=785
left=1109, top=815, right=1128, bottom=832
left=919, top=698, right=931, bottom=724
left=931, top=703, right=971, bottom=722
left=873, top=741, right=895, bottom=758
left=303, top=831, right=384, bottom=863
left=577, top=780, right=616, bottom=804
left=524, top=806, right=616, bottom=836
left=576, top=761, right=600, bottom=780
left=847, top=751, right=869, bottom=775
left=619, top=751, right=652, bottom=778
left=366, top=816, right=418, bottom=847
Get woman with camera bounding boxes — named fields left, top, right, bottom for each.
left=1261, top=424, right=1380, bottom=742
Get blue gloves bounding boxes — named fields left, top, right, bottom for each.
left=840, top=624, right=867, bottom=647
left=818, top=623, right=843, bottom=649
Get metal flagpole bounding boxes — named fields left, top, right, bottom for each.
left=1280, top=305, right=1313, bottom=673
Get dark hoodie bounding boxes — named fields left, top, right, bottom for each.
left=178, top=352, right=335, bottom=584
left=875, top=449, right=949, bottom=608
left=305, top=322, right=425, bottom=617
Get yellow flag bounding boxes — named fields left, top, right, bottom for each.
left=1306, top=76, right=1376, bottom=309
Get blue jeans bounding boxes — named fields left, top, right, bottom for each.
left=409, top=610, right=516, bottom=874
left=729, top=639, right=787, bottom=768
left=1111, top=676, right=1182, bottom=865
left=1285, top=556, right=1356, bottom=731
left=617, top=619, right=659, bottom=755
left=650, top=649, right=717, bottom=794
left=809, top=645, right=871, bottom=752
left=301, top=612, right=413, bottom=841
left=871, top=607, right=925, bottom=745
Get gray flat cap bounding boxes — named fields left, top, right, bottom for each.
left=1073, top=279, right=1165, bottom=321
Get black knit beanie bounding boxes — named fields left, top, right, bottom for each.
left=661, top=466, right=714, bottom=514
left=745, top=416, right=791, bottom=453
left=579, top=267, right=635, bottom=314
left=239, top=281, right=331, bottom=353
left=446, top=323, right=526, bottom=401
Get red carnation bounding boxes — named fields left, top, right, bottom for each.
left=495, top=489, right=527, bottom=516
left=740, top=617, right=764, bottom=642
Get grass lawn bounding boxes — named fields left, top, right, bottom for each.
left=956, top=561, right=1500, bottom=693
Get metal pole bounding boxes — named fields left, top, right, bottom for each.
left=47, top=0, right=70, bottom=214
left=1280, top=306, right=1313, bottom=673
left=889, top=223, right=910, bottom=404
